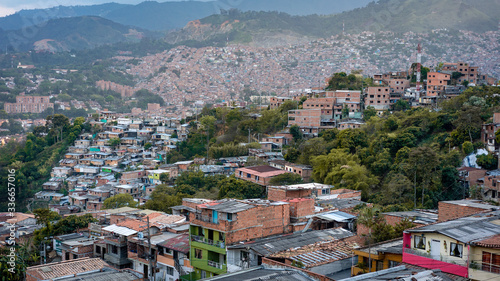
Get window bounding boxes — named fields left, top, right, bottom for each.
left=450, top=242, right=463, bottom=258
left=388, top=260, right=399, bottom=268
left=227, top=213, right=233, bottom=221
left=376, top=260, right=383, bottom=271
left=167, top=266, right=174, bottom=276
left=195, top=249, right=203, bottom=259
left=482, top=251, right=500, bottom=273
left=414, top=235, right=425, bottom=249
left=111, top=245, right=118, bottom=254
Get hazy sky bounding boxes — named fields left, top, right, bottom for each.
left=0, top=0, right=202, bottom=17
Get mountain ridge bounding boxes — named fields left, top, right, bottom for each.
left=165, top=0, right=500, bottom=46
left=0, top=16, right=153, bottom=52
left=0, top=0, right=373, bottom=32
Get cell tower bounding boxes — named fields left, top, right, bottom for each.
left=416, top=43, right=422, bottom=92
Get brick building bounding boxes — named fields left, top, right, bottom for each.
left=437, top=199, right=497, bottom=222
left=267, top=183, right=334, bottom=201
left=4, top=93, right=54, bottom=113
left=269, top=160, right=313, bottom=182
left=427, top=72, right=451, bottom=97
left=481, top=112, right=500, bottom=152
left=325, top=90, right=362, bottom=116
left=269, top=96, right=292, bottom=109
left=235, top=165, right=289, bottom=186
left=365, top=87, right=391, bottom=112
left=188, top=199, right=292, bottom=279
left=96, top=80, right=136, bottom=98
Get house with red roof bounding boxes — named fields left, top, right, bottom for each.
left=235, top=165, right=289, bottom=186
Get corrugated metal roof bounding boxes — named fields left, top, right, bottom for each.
left=289, top=250, right=349, bottom=266
left=203, top=200, right=255, bottom=213
left=228, top=228, right=354, bottom=256
left=316, top=211, right=356, bottom=222
left=410, top=212, right=500, bottom=243
left=102, top=224, right=138, bottom=237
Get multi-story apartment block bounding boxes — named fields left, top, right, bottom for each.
left=235, top=165, right=289, bottom=186
left=288, top=108, right=335, bottom=136
left=427, top=72, right=451, bottom=97
left=4, top=93, right=54, bottom=113
left=187, top=199, right=292, bottom=279
left=325, top=90, right=362, bottom=116
left=481, top=112, right=500, bottom=152
left=365, top=87, right=391, bottom=112
left=269, top=96, right=292, bottom=109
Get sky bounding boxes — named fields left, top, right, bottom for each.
left=0, top=0, right=201, bottom=17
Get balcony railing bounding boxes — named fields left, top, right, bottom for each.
left=195, top=214, right=220, bottom=224
left=207, top=260, right=224, bottom=269
left=191, top=235, right=225, bottom=248
left=404, top=248, right=467, bottom=266
left=475, top=262, right=500, bottom=274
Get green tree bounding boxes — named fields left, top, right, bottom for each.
left=107, top=137, right=121, bottom=149
left=218, top=176, right=264, bottom=199
left=462, top=141, right=474, bottom=155
left=160, top=172, right=170, bottom=184
left=311, top=149, right=378, bottom=196
left=33, top=208, right=61, bottom=228
left=477, top=154, right=498, bottom=170
left=144, top=142, right=152, bottom=150
left=289, top=124, right=303, bottom=142
left=357, top=207, right=382, bottom=272
left=103, top=193, right=137, bottom=209
left=269, top=173, right=304, bottom=186
left=363, top=106, right=377, bottom=121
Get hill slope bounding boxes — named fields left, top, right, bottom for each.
left=0, top=16, right=151, bottom=52
left=0, top=0, right=373, bottom=32
left=166, top=0, right=500, bottom=46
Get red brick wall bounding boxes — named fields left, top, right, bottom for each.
left=268, top=187, right=287, bottom=201
left=191, top=204, right=292, bottom=244
left=332, top=189, right=362, bottom=199
left=438, top=201, right=489, bottom=222
left=285, top=198, right=314, bottom=218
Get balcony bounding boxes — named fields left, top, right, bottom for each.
left=104, top=236, right=127, bottom=246
left=195, top=214, right=219, bottom=224
left=402, top=248, right=468, bottom=277
left=208, top=260, right=224, bottom=269
left=191, top=235, right=225, bottom=249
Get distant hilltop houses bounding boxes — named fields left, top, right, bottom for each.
left=3, top=92, right=54, bottom=114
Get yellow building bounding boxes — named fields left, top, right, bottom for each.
left=351, top=239, right=403, bottom=276
left=469, top=233, right=500, bottom=281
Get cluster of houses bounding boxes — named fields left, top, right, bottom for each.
left=277, top=62, right=495, bottom=137
left=11, top=183, right=500, bottom=281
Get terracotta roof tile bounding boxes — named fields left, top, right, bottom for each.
left=116, top=218, right=148, bottom=232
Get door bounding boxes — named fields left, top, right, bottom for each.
left=431, top=239, right=440, bottom=260
left=213, top=210, right=218, bottom=224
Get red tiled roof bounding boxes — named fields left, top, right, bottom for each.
left=158, top=233, right=190, bottom=254
left=116, top=219, right=147, bottom=231
left=472, top=233, right=500, bottom=248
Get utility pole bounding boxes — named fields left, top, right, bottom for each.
left=146, top=216, right=154, bottom=281
left=248, top=128, right=251, bottom=144
left=206, top=129, right=209, bottom=164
